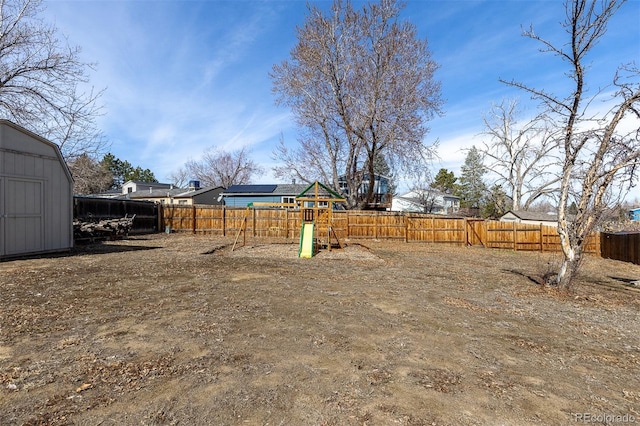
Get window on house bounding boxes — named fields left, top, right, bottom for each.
left=178, top=200, right=188, bottom=205
left=282, top=196, right=296, bottom=208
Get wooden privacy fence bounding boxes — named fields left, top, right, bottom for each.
left=160, top=205, right=600, bottom=255
left=601, top=232, right=640, bottom=265
left=74, top=196, right=159, bottom=234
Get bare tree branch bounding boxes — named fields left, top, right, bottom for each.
left=184, top=147, right=264, bottom=188
left=0, top=0, right=106, bottom=160
left=479, top=99, right=563, bottom=211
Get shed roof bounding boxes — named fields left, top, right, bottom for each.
left=503, top=210, right=558, bottom=222
left=0, top=119, right=72, bottom=184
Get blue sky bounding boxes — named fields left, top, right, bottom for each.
left=44, top=0, right=640, bottom=198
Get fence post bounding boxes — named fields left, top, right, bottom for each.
left=404, top=215, right=409, bottom=243
left=252, top=207, right=256, bottom=237
left=222, top=207, right=226, bottom=236
left=431, top=217, right=435, bottom=243
left=464, top=218, right=469, bottom=246
left=513, top=222, right=518, bottom=251
left=539, top=223, right=543, bottom=252
left=285, top=208, right=289, bottom=239
left=192, top=205, right=197, bottom=234
left=375, top=212, right=379, bottom=240
left=157, top=204, right=163, bottom=233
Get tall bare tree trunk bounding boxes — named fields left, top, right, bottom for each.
left=556, top=229, right=580, bottom=290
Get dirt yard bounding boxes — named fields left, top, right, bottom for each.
left=1, top=233, right=639, bottom=425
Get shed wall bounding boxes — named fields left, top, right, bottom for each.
left=0, top=121, right=73, bottom=258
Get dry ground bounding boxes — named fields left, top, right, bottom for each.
left=1, top=233, right=639, bottom=425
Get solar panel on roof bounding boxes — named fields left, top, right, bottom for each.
left=225, top=184, right=277, bottom=193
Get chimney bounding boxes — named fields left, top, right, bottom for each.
left=188, top=180, right=200, bottom=191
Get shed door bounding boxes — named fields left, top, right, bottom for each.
left=2, top=178, right=44, bottom=255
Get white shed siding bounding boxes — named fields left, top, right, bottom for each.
left=0, top=120, right=73, bottom=258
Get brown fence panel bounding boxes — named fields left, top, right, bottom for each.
left=433, top=217, right=465, bottom=245
left=406, top=215, right=434, bottom=242
left=224, top=208, right=250, bottom=236
left=331, top=211, right=349, bottom=241
left=194, top=205, right=224, bottom=234
left=347, top=212, right=378, bottom=239
left=540, top=226, right=599, bottom=255
left=486, top=221, right=516, bottom=249
left=541, top=225, right=560, bottom=252
left=163, top=205, right=194, bottom=233
left=405, top=216, right=465, bottom=244
left=601, top=232, right=640, bottom=264
left=514, top=225, right=544, bottom=251
left=583, top=232, right=600, bottom=255
left=374, top=212, right=406, bottom=240
left=253, top=209, right=293, bottom=238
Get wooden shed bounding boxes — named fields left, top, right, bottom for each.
left=0, top=120, right=73, bottom=258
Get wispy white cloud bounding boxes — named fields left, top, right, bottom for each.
left=43, top=0, right=639, bottom=198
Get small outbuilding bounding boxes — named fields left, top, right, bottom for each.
left=500, top=210, right=559, bottom=227
left=0, top=120, right=73, bottom=258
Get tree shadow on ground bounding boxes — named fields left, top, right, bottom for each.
left=607, top=276, right=640, bottom=290
left=2, top=241, right=162, bottom=262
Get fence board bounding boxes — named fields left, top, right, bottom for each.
left=406, top=216, right=466, bottom=244
left=601, top=232, right=640, bottom=264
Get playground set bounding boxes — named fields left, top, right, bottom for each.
left=231, top=181, right=346, bottom=257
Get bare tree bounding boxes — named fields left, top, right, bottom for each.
left=184, top=147, right=264, bottom=188
left=0, top=0, right=106, bottom=160
left=271, top=0, right=442, bottom=209
left=407, top=168, right=438, bottom=213
left=168, top=166, right=190, bottom=189
left=503, top=0, right=640, bottom=290
left=67, top=153, right=112, bottom=195
left=480, top=99, right=561, bottom=211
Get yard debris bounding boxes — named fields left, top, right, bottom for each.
left=73, top=215, right=135, bottom=242
left=75, top=383, right=92, bottom=393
